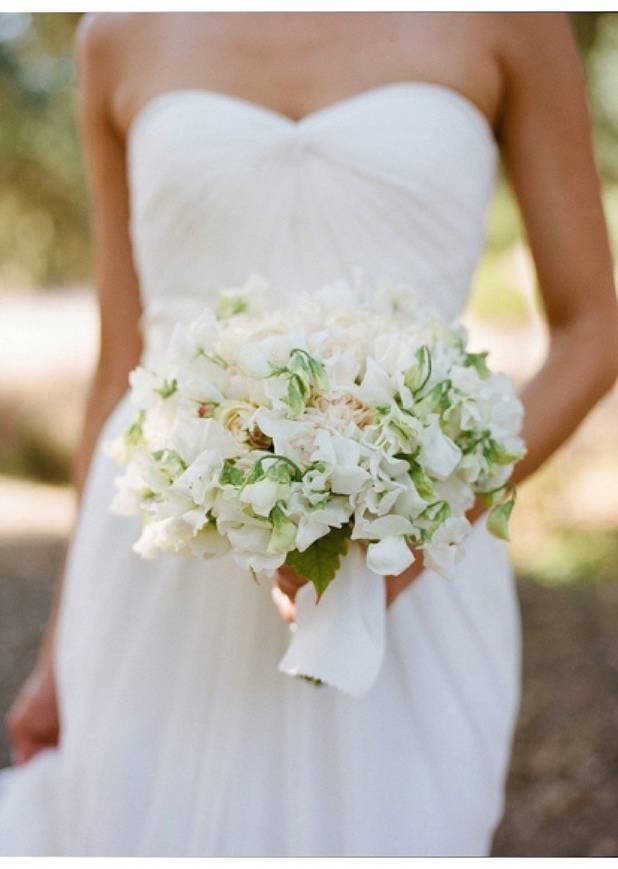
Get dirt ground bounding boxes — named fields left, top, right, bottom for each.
left=0, top=533, right=617, bottom=857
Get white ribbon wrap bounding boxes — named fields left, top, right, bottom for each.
left=277, top=544, right=386, bottom=697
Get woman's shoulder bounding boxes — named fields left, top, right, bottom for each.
left=74, top=13, right=162, bottom=134
left=75, top=12, right=154, bottom=66
left=492, top=13, right=581, bottom=82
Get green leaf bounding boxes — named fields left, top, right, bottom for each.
left=245, top=455, right=302, bottom=486
left=155, top=378, right=178, bottom=399
left=306, top=355, right=329, bottom=391
left=297, top=674, right=324, bottom=687
left=413, top=379, right=451, bottom=417
left=219, top=459, right=245, bottom=487
left=484, top=438, right=524, bottom=466
left=478, top=484, right=507, bottom=508
left=286, top=377, right=306, bottom=418
left=404, top=344, right=432, bottom=394
left=290, top=348, right=329, bottom=391
left=458, top=429, right=490, bottom=455
left=414, top=500, right=451, bottom=543
left=408, top=461, right=436, bottom=501
left=303, top=460, right=326, bottom=475
left=289, top=354, right=312, bottom=391
left=197, top=348, right=229, bottom=369
left=267, top=361, right=289, bottom=377
left=217, top=294, right=248, bottom=320
left=307, top=495, right=331, bottom=512
left=267, top=503, right=298, bottom=554
left=464, top=351, right=491, bottom=379
left=395, top=453, right=436, bottom=500
left=152, top=448, right=187, bottom=476
left=487, top=497, right=515, bottom=541
left=125, top=409, right=146, bottom=446
left=284, top=526, right=350, bottom=601
left=387, top=415, right=417, bottom=443
left=265, top=458, right=297, bottom=483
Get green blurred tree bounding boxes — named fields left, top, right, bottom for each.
left=0, top=12, right=88, bottom=288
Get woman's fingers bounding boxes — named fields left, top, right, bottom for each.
left=275, top=565, right=308, bottom=602
left=271, top=584, right=297, bottom=623
left=5, top=663, right=60, bottom=766
left=271, top=565, right=308, bottom=623
left=273, top=554, right=424, bottom=618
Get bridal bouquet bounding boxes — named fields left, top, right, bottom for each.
left=108, top=273, right=525, bottom=694
left=107, top=274, right=525, bottom=607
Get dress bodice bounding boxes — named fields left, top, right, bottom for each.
left=126, top=82, right=498, bottom=353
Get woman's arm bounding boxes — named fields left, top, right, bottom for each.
left=388, top=15, right=618, bottom=603
left=6, top=14, right=142, bottom=762
left=500, top=12, right=618, bottom=485
left=41, top=13, right=143, bottom=658
left=275, top=14, right=618, bottom=616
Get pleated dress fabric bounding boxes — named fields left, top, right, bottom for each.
left=0, top=82, right=522, bottom=856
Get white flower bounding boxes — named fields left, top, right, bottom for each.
left=423, top=516, right=471, bottom=579
left=418, top=416, right=462, bottom=481
left=172, top=452, right=221, bottom=509
left=240, top=478, right=291, bottom=517
left=188, top=307, right=220, bottom=347
left=226, top=523, right=285, bottom=572
left=111, top=273, right=524, bottom=618
left=173, top=418, right=239, bottom=465
left=217, top=273, right=268, bottom=320
left=110, top=466, right=146, bottom=516
left=287, top=494, right=351, bottom=552
left=128, top=367, right=161, bottom=411
left=312, top=432, right=371, bottom=495
left=189, top=522, right=231, bottom=558
left=352, top=513, right=416, bottom=541
left=366, top=536, right=415, bottom=577
left=105, top=435, right=131, bottom=465
left=133, top=515, right=194, bottom=559
left=357, top=358, right=396, bottom=406
left=237, top=334, right=299, bottom=379
left=252, top=410, right=316, bottom=464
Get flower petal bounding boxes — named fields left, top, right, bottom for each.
left=366, top=536, right=415, bottom=577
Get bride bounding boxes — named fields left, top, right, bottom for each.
left=1, top=11, right=617, bottom=856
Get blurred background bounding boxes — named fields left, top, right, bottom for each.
left=0, top=11, right=617, bottom=857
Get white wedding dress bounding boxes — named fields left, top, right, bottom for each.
left=0, top=82, right=522, bottom=856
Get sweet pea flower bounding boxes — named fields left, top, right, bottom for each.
left=418, top=416, right=462, bottom=481
left=366, top=536, right=415, bottom=577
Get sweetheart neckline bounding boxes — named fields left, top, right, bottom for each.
left=126, top=80, right=499, bottom=152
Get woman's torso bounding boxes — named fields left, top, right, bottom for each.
left=99, top=13, right=505, bottom=358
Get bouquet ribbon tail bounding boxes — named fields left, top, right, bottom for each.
left=277, top=544, right=386, bottom=697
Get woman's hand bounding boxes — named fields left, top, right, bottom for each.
left=271, top=564, right=307, bottom=623
left=271, top=499, right=488, bottom=622
left=272, top=557, right=425, bottom=622
left=5, top=651, right=59, bottom=766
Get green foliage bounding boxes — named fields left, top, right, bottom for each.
left=520, top=528, right=618, bottom=587
left=467, top=250, right=531, bottom=323
left=284, top=525, right=349, bottom=601
left=0, top=12, right=88, bottom=288
left=219, top=458, right=245, bottom=487
left=487, top=496, right=515, bottom=541
left=0, top=419, right=71, bottom=484
left=155, top=378, right=178, bottom=399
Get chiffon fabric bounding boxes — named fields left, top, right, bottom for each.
left=0, top=82, right=521, bottom=856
